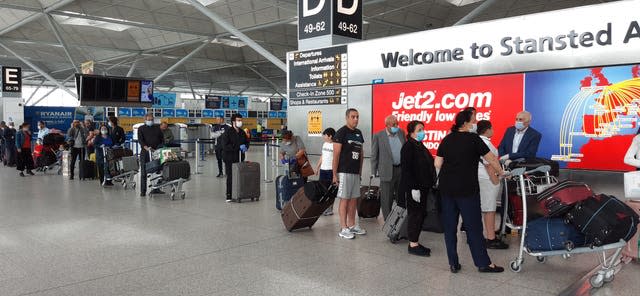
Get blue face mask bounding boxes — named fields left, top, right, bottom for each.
left=515, top=121, right=525, bottom=130
left=415, top=131, right=426, bottom=142
left=390, top=127, right=400, bottom=134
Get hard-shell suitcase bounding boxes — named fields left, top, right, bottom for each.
left=232, top=161, right=260, bottom=202
left=533, top=180, right=593, bottom=217
left=119, top=156, right=138, bottom=172
left=566, top=194, right=640, bottom=247
left=282, top=186, right=335, bottom=232
left=80, top=160, right=96, bottom=180
left=276, top=175, right=304, bottom=210
left=162, top=160, right=190, bottom=181
left=358, top=177, right=381, bottom=218
left=622, top=201, right=640, bottom=261
left=383, top=201, right=408, bottom=243
left=525, top=217, right=585, bottom=252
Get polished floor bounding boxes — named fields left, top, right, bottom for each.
left=0, top=149, right=638, bottom=296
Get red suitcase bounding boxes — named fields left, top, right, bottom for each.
left=532, top=180, right=593, bottom=217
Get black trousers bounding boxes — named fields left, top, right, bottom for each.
left=17, top=147, right=34, bottom=172
left=406, top=190, right=428, bottom=243
left=441, top=194, right=491, bottom=268
left=69, top=147, right=84, bottom=178
left=224, top=160, right=234, bottom=198
left=215, top=149, right=224, bottom=175
left=140, top=151, right=150, bottom=194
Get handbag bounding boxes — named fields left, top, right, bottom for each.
left=296, top=153, right=315, bottom=178
left=422, top=187, right=444, bottom=233
left=624, top=171, right=640, bottom=200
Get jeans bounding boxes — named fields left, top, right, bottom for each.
left=215, top=149, right=224, bottom=175
left=441, top=194, right=492, bottom=268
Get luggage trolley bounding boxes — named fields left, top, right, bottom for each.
left=507, top=166, right=627, bottom=289
left=103, top=146, right=137, bottom=189
left=146, top=149, right=188, bottom=200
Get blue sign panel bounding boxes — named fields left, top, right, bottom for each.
left=118, top=108, right=132, bottom=117
left=162, top=109, right=175, bottom=117
left=214, top=110, right=225, bottom=118
left=278, top=111, right=287, bottom=119
left=268, top=111, right=278, bottom=118
left=152, top=92, right=177, bottom=108
left=175, top=109, right=188, bottom=118
left=238, top=110, right=248, bottom=118
left=24, top=107, right=75, bottom=134
left=132, top=108, right=146, bottom=117
left=202, top=109, right=214, bottom=118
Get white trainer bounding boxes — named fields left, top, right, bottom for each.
left=339, top=228, right=355, bottom=239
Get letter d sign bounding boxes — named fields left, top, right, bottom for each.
left=303, top=0, right=325, bottom=17
left=337, top=0, right=358, bottom=15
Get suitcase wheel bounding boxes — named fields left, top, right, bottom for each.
left=181, top=192, right=186, bottom=199
left=536, top=256, right=546, bottom=263
left=390, top=237, right=398, bottom=244
left=564, top=241, right=575, bottom=252
left=170, top=193, right=175, bottom=200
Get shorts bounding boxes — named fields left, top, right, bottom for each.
left=319, top=169, right=333, bottom=182
left=337, top=173, right=360, bottom=199
left=479, top=177, right=502, bottom=212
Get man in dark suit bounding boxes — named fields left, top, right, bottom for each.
left=371, top=115, right=406, bottom=220
left=498, top=111, right=542, bottom=163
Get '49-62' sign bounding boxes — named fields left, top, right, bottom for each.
left=298, top=0, right=362, bottom=40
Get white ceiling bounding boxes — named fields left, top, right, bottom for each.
left=0, top=0, right=615, bottom=98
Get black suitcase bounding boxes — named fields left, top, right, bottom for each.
left=275, top=175, right=305, bottom=211
left=162, top=160, right=190, bottom=181
left=80, top=160, right=96, bottom=180
left=566, top=194, right=640, bottom=247
left=358, top=177, right=381, bottom=218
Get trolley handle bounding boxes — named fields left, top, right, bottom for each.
left=524, top=165, right=551, bottom=175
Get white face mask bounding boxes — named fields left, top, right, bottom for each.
left=108, top=122, right=113, bottom=127
left=235, top=121, right=243, bottom=128
left=145, top=120, right=153, bottom=126
left=469, top=124, right=477, bottom=133
left=101, top=130, right=108, bottom=135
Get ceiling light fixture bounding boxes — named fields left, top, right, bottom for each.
left=445, top=0, right=484, bottom=7
left=175, top=0, right=221, bottom=6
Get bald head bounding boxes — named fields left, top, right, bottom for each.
left=385, top=115, right=398, bottom=128
left=516, top=111, right=532, bottom=130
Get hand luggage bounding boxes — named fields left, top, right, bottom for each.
left=276, top=175, right=305, bottom=210
left=422, top=189, right=444, bottom=233
left=162, top=160, right=190, bottom=181
left=622, top=201, right=640, bottom=261
left=566, top=194, right=640, bottom=248
left=106, top=147, right=133, bottom=161
left=282, top=186, right=335, bottom=231
left=232, top=161, right=260, bottom=202
left=118, top=156, right=138, bottom=172
left=80, top=160, right=96, bottom=180
left=509, top=193, right=524, bottom=226
left=532, top=180, right=593, bottom=217
left=383, top=201, right=408, bottom=243
left=145, top=158, right=162, bottom=174
left=525, top=217, right=586, bottom=252
left=43, top=133, right=65, bottom=146
left=358, top=177, right=381, bottom=218
left=303, top=181, right=337, bottom=203
left=295, top=153, right=315, bottom=178
left=508, top=158, right=560, bottom=177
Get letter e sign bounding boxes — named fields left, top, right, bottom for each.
left=2, top=66, right=21, bottom=93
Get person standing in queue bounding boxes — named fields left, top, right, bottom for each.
left=108, top=116, right=126, bottom=146
left=333, top=108, right=366, bottom=239
left=400, top=120, right=436, bottom=257
left=212, top=117, right=229, bottom=178
left=219, top=113, right=249, bottom=202
left=94, top=125, right=114, bottom=187
left=316, top=128, right=336, bottom=216
left=138, top=114, right=164, bottom=197
left=435, top=110, right=506, bottom=273
left=371, top=115, right=405, bottom=220
left=15, top=123, right=35, bottom=177
left=67, top=120, right=87, bottom=180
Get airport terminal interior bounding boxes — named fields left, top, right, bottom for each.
left=0, top=0, right=640, bottom=295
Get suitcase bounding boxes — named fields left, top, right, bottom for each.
left=43, top=133, right=65, bottom=146
left=358, top=177, right=381, bottom=218
left=622, top=201, right=640, bottom=260
left=276, top=175, right=305, bottom=211
left=232, top=162, right=260, bottom=202
left=383, top=201, right=408, bottom=243
left=525, top=217, right=586, bottom=252
left=566, top=194, right=640, bottom=247
left=508, top=158, right=560, bottom=178
left=532, top=180, right=593, bottom=217
left=282, top=186, right=335, bottom=231
left=80, top=160, right=96, bottom=180
left=303, top=181, right=337, bottom=203
left=162, top=160, right=190, bottom=181
left=106, top=147, right=133, bottom=161
left=119, top=156, right=138, bottom=173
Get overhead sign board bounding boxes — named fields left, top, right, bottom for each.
left=288, top=45, right=348, bottom=106
left=2, top=66, right=21, bottom=93
left=298, top=0, right=331, bottom=40
left=332, top=0, right=362, bottom=39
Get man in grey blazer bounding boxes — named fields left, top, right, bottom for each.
left=371, top=115, right=405, bottom=220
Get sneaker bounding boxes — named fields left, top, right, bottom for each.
left=323, top=208, right=334, bottom=216
left=408, top=244, right=431, bottom=257
left=19, top=172, right=25, bottom=177
left=140, top=192, right=146, bottom=197
left=339, top=228, right=355, bottom=239
left=349, top=225, right=367, bottom=235
left=216, top=173, right=224, bottom=178
left=486, top=238, right=509, bottom=250
left=27, top=170, right=35, bottom=176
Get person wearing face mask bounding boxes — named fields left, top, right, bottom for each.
left=219, top=113, right=249, bottom=202
left=94, top=125, right=114, bottom=186
left=400, top=120, right=436, bottom=257
left=371, top=115, right=406, bottom=220
left=435, top=110, right=506, bottom=273
left=107, top=116, right=125, bottom=146
left=15, top=122, right=35, bottom=177
left=137, top=114, right=165, bottom=197
left=477, top=120, right=509, bottom=249
left=279, top=130, right=307, bottom=180
left=66, top=120, right=87, bottom=180
left=36, top=121, right=50, bottom=141
left=464, top=107, right=478, bottom=133
left=498, top=111, right=542, bottom=165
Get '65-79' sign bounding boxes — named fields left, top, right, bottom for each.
left=2, top=66, right=21, bottom=93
